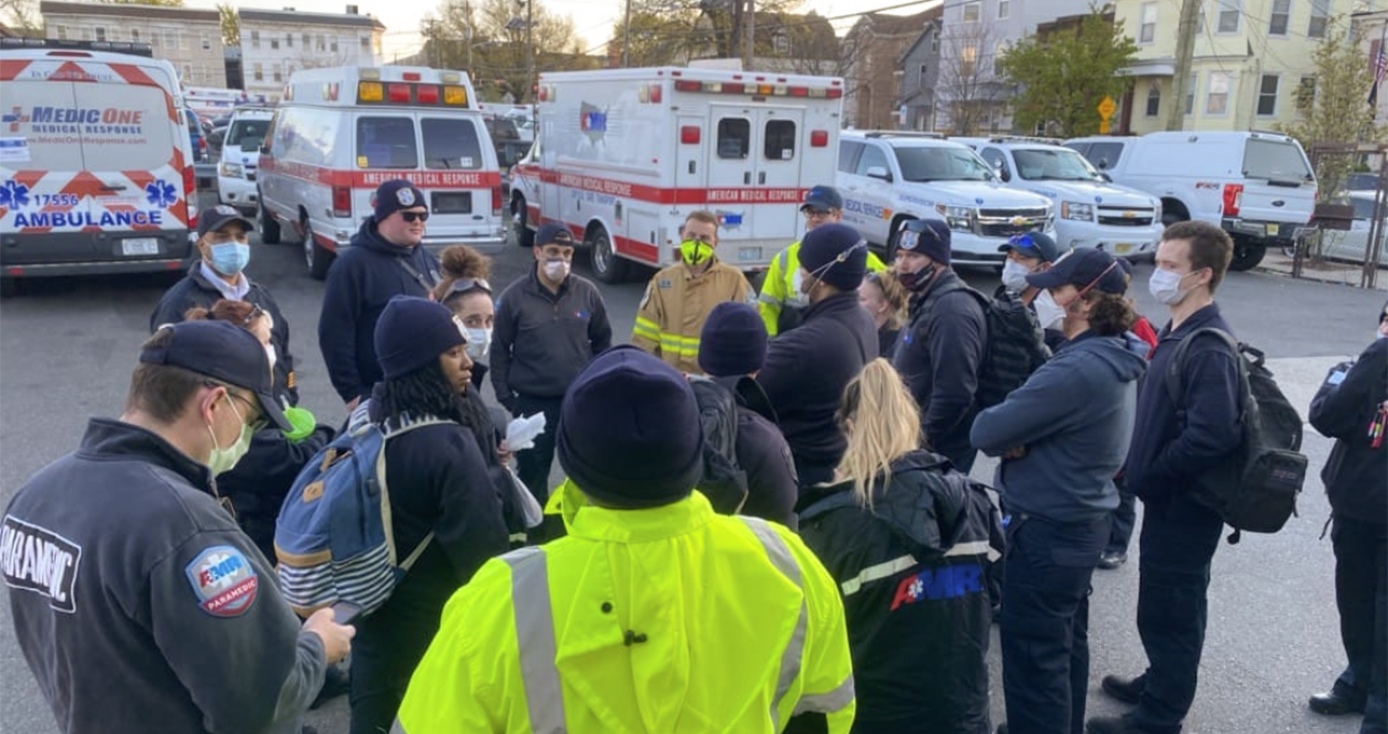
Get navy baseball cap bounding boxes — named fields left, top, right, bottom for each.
left=140, top=320, right=291, bottom=431
left=801, top=185, right=844, bottom=212
left=535, top=222, right=575, bottom=246
left=999, top=232, right=1061, bottom=263
left=1026, top=248, right=1126, bottom=295
left=197, top=204, right=255, bottom=239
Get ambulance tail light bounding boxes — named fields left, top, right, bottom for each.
left=1222, top=183, right=1243, bottom=217
left=332, top=186, right=352, bottom=218
left=358, top=81, right=384, bottom=103
left=416, top=84, right=440, bottom=104
left=788, top=86, right=809, bottom=97
left=681, top=126, right=700, bottom=145
left=491, top=185, right=503, bottom=217
left=826, top=87, right=843, bottom=99
left=674, top=80, right=701, bottom=92
left=722, top=82, right=745, bottom=94
left=443, top=85, right=468, bottom=105
left=648, top=84, right=662, bottom=103
left=810, top=130, right=829, bottom=147
left=387, top=83, right=412, bottom=103
left=402, top=71, right=422, bottom=81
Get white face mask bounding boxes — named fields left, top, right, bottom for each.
left=1034, top=289, right=1066, bottom=330
left=543, top=258, right=570, bottom=281
left=1149, top=268, right=1192, bottom=305
left=465, top=327, right=492, bottom=361
left=1001, top=260, right=1032, bottom=292
left=206, top=395, right=254, bottom=475
left=789, top=268, right=810, bottom=307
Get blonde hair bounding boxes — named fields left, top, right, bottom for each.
left=866, top=269, right=909, bottom=330
left=835, top=358, right=922, bottom=508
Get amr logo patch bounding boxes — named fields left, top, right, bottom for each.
left=185, top=545, right=259, bottom=618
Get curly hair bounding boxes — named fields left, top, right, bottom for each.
left=184, top=299, right=258, bottom=326
left=376, top=360, right=490, bottom=435
left=432, top=245, right=493, bottom=306
left=1083, top=291, right=1139, bottom=336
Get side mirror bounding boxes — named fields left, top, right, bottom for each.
left=866, top=165, right=893, bottom=182
left=1097, top=158, right=1110, bottom=170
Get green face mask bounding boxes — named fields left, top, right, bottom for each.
left=680, top=239, right=713, bottom=265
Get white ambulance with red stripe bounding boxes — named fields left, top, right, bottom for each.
left=0, top=43, right=198, bottom=289
left=256, top=65, right=506, bottom=280
left=510, top=67, right=844, bottom=283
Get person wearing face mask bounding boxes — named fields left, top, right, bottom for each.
left=998, top=232, right=1066, bottom=351
left=891, top=218, right=988, bottom=473
left=1089, top=221, right=1242, bottom=734
left=493, top=223, right=613, bottom=507
left=759, top=185, right=888, bottom=337
left=1303, top=301, right=1388, bottom=734
left=757, top=223, right=878, bottom=488
left=319, top=180, right=443, bottom=411
left=633, top=211, right=757, bottom=375
left=2, top=320, right=355, bottom=734
left=970, top=248, right=1147, bottom=734
left=150, top=204, right=299, bottom=409
left=858, top=269, right=909, bottom=358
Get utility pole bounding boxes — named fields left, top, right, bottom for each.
left=743, top=0, right=754, bottom=70
left=1165, top=0, right=1200, bottom=131
left=622, top=0, right=632, bottom=67
left=465, top=1, right=474, bottom=71
left=525, top=0, right=534, bottom=103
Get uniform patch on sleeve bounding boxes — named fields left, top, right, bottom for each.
left=184, top=545, right=258, bottom=617
left=1, top=515, right=82, bottom=614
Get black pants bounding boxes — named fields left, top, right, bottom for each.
left=513, top=394, right=564, bottom=506
left=348, top=593, right=445, bottom=734
left=1130, top=492, right=1224, bottom=733
left=1106, top=477, right=1137, bottom=555
left=1001, top=513, right=1109, bottom=734
left=1330, top=516, right=1388, bottom=734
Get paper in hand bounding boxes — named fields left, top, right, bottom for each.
left=506, top=412, right=548, bottom=451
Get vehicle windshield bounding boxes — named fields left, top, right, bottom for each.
left=226, top=118, right=268, bottom=148
left=1013, top=148, right=1102, bottom=181
left=894, top=146, right=994, bottom=182
left=1243, top=139, right=1314, bottom=182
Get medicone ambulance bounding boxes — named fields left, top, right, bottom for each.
left=0, top=41, right=198, bottom=292
left=509, top=66, right=844, bottom=283
left=256, top=65, right=505, bottom=280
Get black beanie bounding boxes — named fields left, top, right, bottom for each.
left=373, top=296, right=465, bottom=380
left=557, top=346, right=704, bottom=508
left=899, top=219, right=952, bottom=265
left=799, top=223, right=868, bottom=292
left=373, top=179, right=426, bottom=223
left=698, top=302, right=768, bottom=377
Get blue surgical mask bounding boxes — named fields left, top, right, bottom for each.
left=209, top=242, right=251, bottom=275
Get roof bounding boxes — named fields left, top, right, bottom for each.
left=39, top=0, right=219, bottom=23
left=853, top=7, right=940, bottom=38
left=237, top=8, right=386, bottom=31
left=753, top=11, right=839, bottom=61
left=898, top=16, right=942, bottom=62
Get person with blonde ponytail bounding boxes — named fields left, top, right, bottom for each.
left=798, top=358, right=1002, bottom=734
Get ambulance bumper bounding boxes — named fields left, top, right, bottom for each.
left=0, top=231, right=194, bottom=278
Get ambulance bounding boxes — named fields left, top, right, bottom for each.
left=256, top=65, right=505, bottom=280
left=0, top=42, right=198, bottom=290
left=509, top=67, right=844, bottom=283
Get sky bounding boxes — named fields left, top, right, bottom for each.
left=184, top=0, right=942, bottom=61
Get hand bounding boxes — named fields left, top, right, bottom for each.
left=1002, top=446, right=1029, bottom=461
left=303, top=608, right=355, bottom=665
left=345, top=397, right=361, bottom=412
left=497, top=440, right=513, bottom=466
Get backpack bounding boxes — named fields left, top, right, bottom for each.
left=688, top=375, right=750, bottom=514
left=1165, top=328, right=1308, bottom=543
left=274, top=403, right=453, bottom=617
left=930, top=282, right=1051, bottom=409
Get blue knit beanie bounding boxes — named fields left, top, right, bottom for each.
left=374, top=296, right=465, bottom=380
left=698, top=302, right=768, bottom=377
left=799, top=223, right=868, bottom=292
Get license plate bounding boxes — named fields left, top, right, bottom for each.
left=738, top=246, right=762, bottom=262
left=1115, top=243, right=1134, bottom=254
left=431, top=192, right=472, bottom=214
left=121, top=238, right=159, bottom=256
left=1266, top=224, right=1280, bottom=237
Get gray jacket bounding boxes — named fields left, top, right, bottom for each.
left=3, top=419, right=325, bottom=734
left=492, top=266, right=613, bottom=407
left=971, top=332, right=1148, bottom=523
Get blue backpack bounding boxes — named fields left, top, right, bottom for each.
left=274, top=403, right=452, bottom=617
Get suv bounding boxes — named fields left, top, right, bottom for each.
left=1066, top=131, right=1317, bottom=271
left=216, top=108, right=274, bottom=215
left=838, top=131, right=1055, bottom=264
left=955, top=137, right=1163, bottom=260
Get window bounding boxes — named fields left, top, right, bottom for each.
left=202, top=32, right=211, bottom=51
left=1184, top=73, right=1197, bottom=115
left=963, top=1, right=981, bottom=23
left=303, top=33, right=311, bottom=47
left=361, top=35, right=371, bottom=51
left=273, top=64, right=283, bottom=83
left=1139, top=3, right=1157, bottom=44
left=330, top=39, right=339, bottom=53
left=998, top=0, right=1010, bottom=19
left=164, top=30, right=176, bottom=49
left=251, top=30, right=261, bottom=49
left=716, top=118, right=750, bottom=159
left=961, top=43, right=978, bottom=78
left=316, top=35, right=326, bottom=51
left=1206, top=71, right=1231, bottom=115
left=994, top=42, right=1005, bottom=75
left=929, top=31, right=939, bottom=54
left=253, top=62, right=264, bottom=82
left=271, top=38, right=280, bottom=50
left=764, top=120, right=796, bottom=160
left=421, top=118, right=483, bottom=170
left=55, top=25, right=66, bottom=40
left=1269, top=0, right=1290, bottom=35
left=286, top=33, right=293, bottom=48
left=1296, top=75, right=1317, bottom=113
left=853, top=144, right=889, bottom=176
left=1309, top=0, right=1330, bottom=38
left=1085, top=142, right=1125, bottom=171
left=838, top=141, right=864, bottom=173
left=130, top=28, right=139, bottom=42
left=1146, top=84, right=1161, bottom=116
left=94, top=26, right=106, bottom=42
left=980, top=148, right=1011, bottom=180
left=1257, top=74, right=1279, bottom=115
left=1216, top=0, right=1240, bottom=33
left=182, top=64, right=192, bottom=82
left=357, top=117, right=419, bottom=168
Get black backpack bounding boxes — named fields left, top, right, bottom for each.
left=1165, top=328, right=1308, bottom=543
left=688, top=376, right=750, bottom=514
left=930, top=282, right=1052, bottom=409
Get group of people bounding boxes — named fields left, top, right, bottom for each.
left=1, top=177, right=1382, bottom=734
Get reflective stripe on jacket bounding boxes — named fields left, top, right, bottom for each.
left=632, top=257, right=755, bottom=375
left=393, top=483, right=856, bottom=734
left=758, top=243, right=888, bottom=337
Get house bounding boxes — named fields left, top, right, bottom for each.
left=898, top=13, right=944, bottom=130
left=1352, top=8, right=1387, bottom=124
left=237, top=5, right=385, bottom=103
left=843, top=8, right=938, bottom=130
left=39, top=0, right=226, bottom=87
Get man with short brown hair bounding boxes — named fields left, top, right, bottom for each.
left=633, top=211, right=755, bottom=375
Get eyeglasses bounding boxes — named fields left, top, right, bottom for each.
left=241, top=303, right=265, bottom=328
left=802, top=208, right=834, bottom=219
left=208, top=382, right=268, bottom=432
left=400, top=211, right=429, bottom=223
left=446, top=277, right=492, bottom=298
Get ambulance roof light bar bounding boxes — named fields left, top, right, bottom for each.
left=672, top=78, right=842, bottom=99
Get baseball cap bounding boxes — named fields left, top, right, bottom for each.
left=141, top=320, right=291, bottom=432
left=197, top=204, right=255, bottom=239
left=999, top=232, right=1061, bottom=263
left=1025, top=248, right=1127, bottom=295
left=801, top=185, right=844, bottom=212
left=535, top=223, right=575, bottom=246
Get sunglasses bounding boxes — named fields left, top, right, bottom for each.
left=446, top=277, right=492, bottom=298
left=1008, top=233, right=1038, bottom=250
left=400, top=211, right=429, bottom=223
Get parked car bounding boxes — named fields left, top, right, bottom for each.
left=185, top=108, right=208, bottom=163
left=217, top=107, right=274, bottom=215
left=1320, top=190, right=1388, bottom=267
left=1345, top=172, right=1385, bottom=193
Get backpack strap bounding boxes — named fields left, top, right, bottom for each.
left=372, top=416, right=456, bottom=568
left=1163, top=327, right=1243, bottom=410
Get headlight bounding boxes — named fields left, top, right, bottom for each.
left=1153, top=200, right=1163, bottom=222
left=219, top=162, right=243, bottom=178
left=935, top=203, right=975, bottom=231
left=1061, top=201, right=1093, bottom=221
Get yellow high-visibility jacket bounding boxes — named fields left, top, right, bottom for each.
left=758, top=243, right=887, bottom=337
left=393, top=482, right=856, bottom=734
left=632, top=257, right=755, bottom=375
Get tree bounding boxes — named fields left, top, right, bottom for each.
left=422, top=0, right=593, bottom=103
left=997, top=8, right=1138, bottom=137
left=936, top=22, right=1008, bottom=135
left=0, top=0, right=43, bottom=36
left=217, top=2, right=238, bottom=47
left=93, top=0, right=185, bottom=5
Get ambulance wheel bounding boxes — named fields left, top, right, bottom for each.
left=512, top=197, right=534, bottom=248
left=259, top=200, right=281, bottom=245
left=303, top=219, right=334, bottom=281
left=589, top=226, right=630, bottom=284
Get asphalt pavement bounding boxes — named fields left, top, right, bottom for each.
left=1, top=214, right=1383, bottom=734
